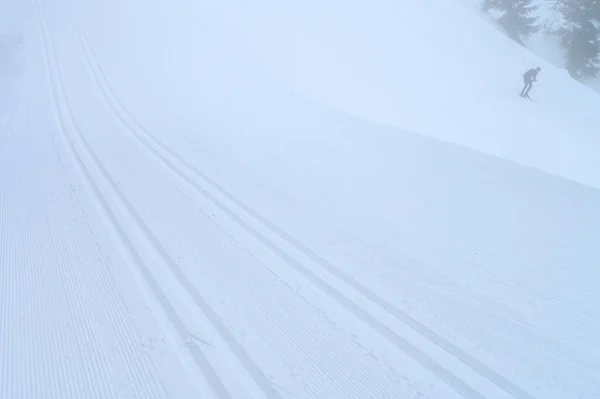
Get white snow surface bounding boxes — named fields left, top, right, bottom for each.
left=1, top=0, right=600, bottom=398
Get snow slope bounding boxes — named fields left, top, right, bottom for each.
left=1, top=0, right=600, bottom=398
left=226, top=0, right=600, bottom=189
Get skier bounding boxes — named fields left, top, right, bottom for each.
left=520, top=67, right=541, bottom=98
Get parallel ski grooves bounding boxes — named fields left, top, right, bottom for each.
left=76, top=34, right=531, bottom=399
left=38, top=3, right=283, bottom=399
left=34, top=2, right=230, bottom=398
left=44, top=136, right=166, bottom=398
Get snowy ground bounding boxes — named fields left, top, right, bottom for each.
left=1, top=0, right=600, bottom=398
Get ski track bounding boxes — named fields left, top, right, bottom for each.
left=1, top=2, right=183, bottom=398
left=62, top=30, right=428, bottom=399
left=35, top=1, right=228, bottom=398
left=75, top=25, right=537, bottom=399
left=37, top=3, right=429, bottom=399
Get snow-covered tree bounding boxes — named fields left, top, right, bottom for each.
left=482, top=0, right=540, bottom=44
left=558, top=0, right=600, bottom=79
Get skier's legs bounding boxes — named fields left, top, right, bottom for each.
left=520, top=78, right=529, bottom=96
left=524, top=82, right=533, bottom=96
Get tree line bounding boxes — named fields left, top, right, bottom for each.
left=482, top=0, right=600, bottom=80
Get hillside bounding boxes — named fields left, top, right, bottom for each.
left=1, top=0, right=599, bottom=398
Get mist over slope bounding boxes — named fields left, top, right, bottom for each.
left=220, top=0, right=600, bottom=188
left=1, top=0, right=599, bottom=398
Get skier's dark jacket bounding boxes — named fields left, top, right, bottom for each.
left=524, top=68, right=539, bottom=82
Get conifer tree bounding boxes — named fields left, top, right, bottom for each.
left=559, top=0, right=600, bottom=79
left=482, top=0, right=540, bottom=44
